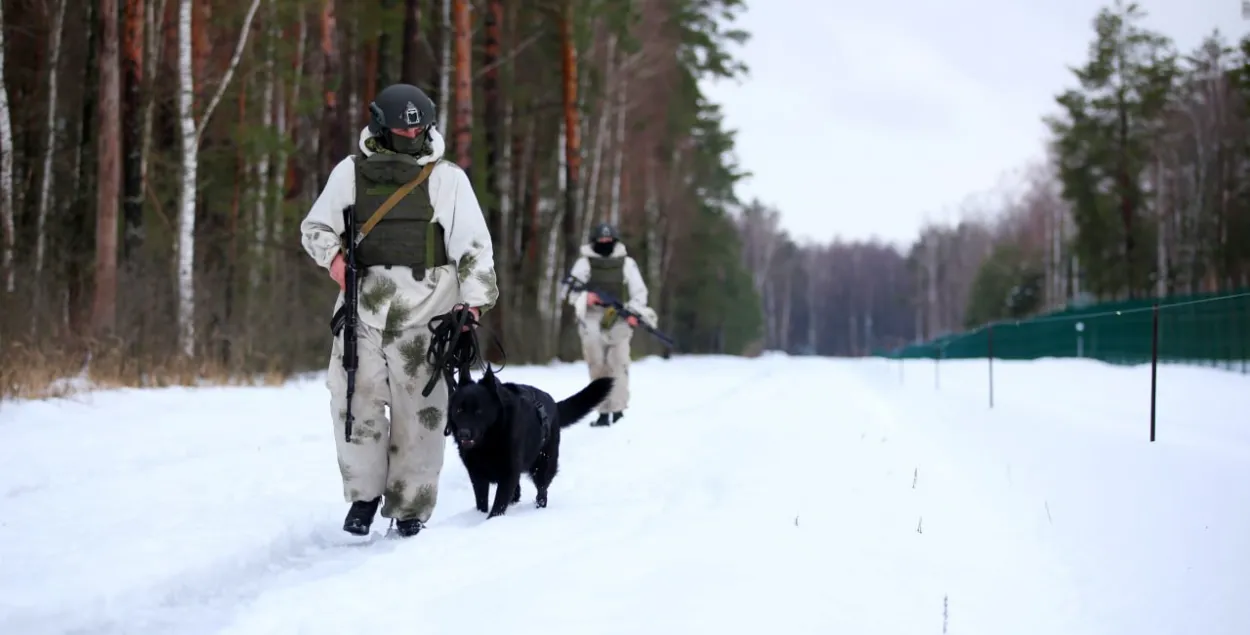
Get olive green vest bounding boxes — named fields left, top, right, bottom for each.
left=588, top=256, right=628, bottom=301
left=352, top=152, right=449, bottom=279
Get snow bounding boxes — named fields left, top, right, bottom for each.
left=1, top=354, right=1248, bottom=634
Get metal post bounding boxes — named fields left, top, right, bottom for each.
left=1150, top=303, right=1159, bottom=443
left=988, top=324, right=995, bottom=409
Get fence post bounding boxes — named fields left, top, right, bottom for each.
left=934, top=348, right=941, bottom=390
left=987, top=324, right=994, bottom=409
left=1150, top=302, right=1159, bottom=443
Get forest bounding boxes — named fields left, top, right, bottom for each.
left=1, top=0, right=1247, bottom=397
left=737, top=1, right=1250, bottom=356
left=0, top=0, right=763, bottom=397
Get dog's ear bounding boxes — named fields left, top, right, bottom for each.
left=457, top=367, right=473, bottom=388
left=482, top=367, right=504, bottom=403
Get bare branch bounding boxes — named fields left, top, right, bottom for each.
left=194, top=0, right=263, bottom=143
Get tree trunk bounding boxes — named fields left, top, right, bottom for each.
left=583, top=35, right=615, bottom=233
left=437, top=0, right=450, bottom=132
left=276, top=12, right=306, bottom=246
left=318, top=0, right=342, bottom=189
left=608, top=56, right=629, bottom=227
left=482, top=0, right=503, bottom=337
left=138, top=0, right=169, bottom=221
left=401, top=0, right=421, bottom=86
left=68, top=0, right=101, bottom=333
left=120, top=0, right=144, bottom=261
left=32, top=0, right=68, bottom=291
left=93, top=0, right=123, bottom=335
left=559, top=3, right=580, bottom=292
left=452, top=0, right=471, bottom=169
left=0, top=0, right=12, bottom=293
left=343, top=11, right=359, bottom=144
left=176, top=0, right=197, bottom=355
left=254, top=1, right=275, bottom=292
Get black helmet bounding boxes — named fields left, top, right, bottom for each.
left=590, top=222, right=620, bottom=242
left=589, top=222, right=620, bottom=256
left=368, top=83, right=436, bottom=153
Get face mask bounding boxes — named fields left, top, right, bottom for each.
left=592, top=240, right=616, bottom=257
left=389, top=131, right=426, bottom=155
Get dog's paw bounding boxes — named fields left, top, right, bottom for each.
left=486, top=509, right=506, bottom=519
left=535, top=494, right=548, bottom=508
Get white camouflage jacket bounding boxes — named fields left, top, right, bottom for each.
left=566, top=242, right=658, bottom=327
left=300, top=126, right=499, bottom=332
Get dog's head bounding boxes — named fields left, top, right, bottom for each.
left=447, top=368, right=506, bottom=450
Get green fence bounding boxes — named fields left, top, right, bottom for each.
left=881, top=290, right=1250, bottom=371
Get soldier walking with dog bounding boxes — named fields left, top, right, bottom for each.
left=565, top=223, right=659, bottom=427
left=300, top=83, right=498, bottom=538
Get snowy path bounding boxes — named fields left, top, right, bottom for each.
left=1, top=355, right=1247, bottom=634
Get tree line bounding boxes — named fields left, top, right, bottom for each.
left=735, top=0, right=1250, bottom=355
left=0, top=0, right=763, bottom=397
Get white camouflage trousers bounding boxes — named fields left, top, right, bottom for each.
left=577, top=310, right=634, bottom=413
left=325, top=278, right=459, bottom=522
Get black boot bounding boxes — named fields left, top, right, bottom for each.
left=342, top=496, right=381, bottom=536
left=612, top=411, right=624, bottom=423
left=590, top=412, right=611, bottom=427
left=394, top=518, right=425, bottom=538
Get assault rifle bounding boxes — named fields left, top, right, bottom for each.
left=562, top=273, right=677, bottom=350
left=329, top=205, right=360, bottom=444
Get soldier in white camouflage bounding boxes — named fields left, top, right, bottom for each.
left=565, top=223, right=658, bottom=427
left=300, top=83, right=498, bottom=537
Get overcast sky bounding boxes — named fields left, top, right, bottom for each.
left=698, top=0, right=1244, bottom=249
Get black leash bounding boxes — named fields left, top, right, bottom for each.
left=421, top=306, right=507, bottom=436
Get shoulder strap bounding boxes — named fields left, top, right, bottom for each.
left=354, top=161, right=437, bottom=245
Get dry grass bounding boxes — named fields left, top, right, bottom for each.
left=1, top=337, right=294, bottom=403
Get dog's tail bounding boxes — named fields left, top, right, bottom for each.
left=556, top=377, right=614, bottom=427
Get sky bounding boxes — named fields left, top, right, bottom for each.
left=698, top=0, right=1246, bottom=249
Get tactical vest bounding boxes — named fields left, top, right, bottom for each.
left=588, top=256, right=629, bottom=301
left=352, top=152, right=449, bottom=279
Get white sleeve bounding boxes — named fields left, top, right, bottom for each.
left=566, top=255, right=591, bottom=307
left=623, top=257, right=657, bottom=326
left=624, top=257, right=650, bottom=312
left=432, top=162, right=500, bottom=312
left=299, top=157, right=356, bottom=269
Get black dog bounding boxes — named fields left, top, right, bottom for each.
left=447, top=368, right=613, bottom=518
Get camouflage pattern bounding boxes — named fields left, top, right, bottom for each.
left=325, top=264, right=460, bottom=522
left=577, top=315, right=634, bottom=414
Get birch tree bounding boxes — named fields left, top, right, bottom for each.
left=34, top=0, right=69, bottom=282
left=0, top=1, right=16, bottom=293
left=176, top=0, right=262, bottom=356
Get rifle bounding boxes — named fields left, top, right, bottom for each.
left=562, top=273, right=677, bottom=350
left=330, top=205, right=360, bottom=444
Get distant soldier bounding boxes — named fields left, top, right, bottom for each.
left=565, top=223, right=658, bottom=427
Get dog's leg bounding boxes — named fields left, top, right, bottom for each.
left=531, top=437, right=560, bottom=509
left=469, top=471, right=490, bottom=513
left=511, top=482, right=522, bottom=504
left=488, top=472, right=521, bottom=518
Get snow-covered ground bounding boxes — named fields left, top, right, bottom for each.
left=1, top=355, right=1247, bottom=635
